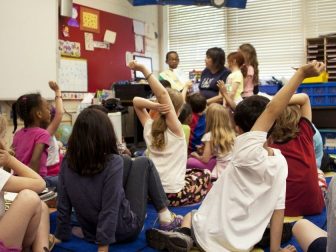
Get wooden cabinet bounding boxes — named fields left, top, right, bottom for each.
left=306, top=36, right=336, bottom=81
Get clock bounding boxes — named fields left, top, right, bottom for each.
left=211, top=0, right=225, bottom=8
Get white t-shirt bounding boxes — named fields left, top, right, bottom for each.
left=47, top=135, right=60, bottom=166
left=201, top=132, right=232, bottom=179
left=143, top=119, right=187, bottom=193
left=192, top=131, right=288, bottom=251
left=0, top=168, right=11, bottom=218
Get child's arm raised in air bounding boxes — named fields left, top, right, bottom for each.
left=252, top=61, right=324, bottom=132
left=132, top=97, right=170, bottom=126
left=181, top=80, right=192, bottom=102
left=47, top=81, right=64, bottom=135
left=0, top=149, right=46, bottom=193
left=129, top=61, right=184, bottom=137
left=288, top=93, right=312, bottom=122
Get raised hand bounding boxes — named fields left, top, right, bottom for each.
left=128, top=60, right=145, bottom=72
left=48, top=81, right=60, bottom=92
left=154, top=103, right=171, bottom=115
left=299, top=60, right=325, bottom=79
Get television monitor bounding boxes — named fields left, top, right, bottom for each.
left=133, top=55, right=153, bottom=80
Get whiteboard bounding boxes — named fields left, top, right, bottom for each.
left=0, top=0, right=58, bottom=100
left=59, top=58, right=88, bottom=92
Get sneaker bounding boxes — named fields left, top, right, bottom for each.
left=159, top=213, right=183, bottom=231
left=146, top=228, right=193, bottom=252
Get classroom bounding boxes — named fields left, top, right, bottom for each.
left=0, top=0, right=336, bottom=252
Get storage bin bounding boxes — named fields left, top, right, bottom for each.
left=297, top=82, right=336, bottom=106
left=302, top=71, right=328, bottom=83
left=319, top=129, right=336, bottom=154
left=259, top=84, right=281, bottom=95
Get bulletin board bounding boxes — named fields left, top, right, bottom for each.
left=59, top=4, right=135, bottom=93
left=59, top=57, right=88, bottom=92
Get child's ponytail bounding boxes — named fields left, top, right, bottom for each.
left=151, top=115, right=167, bottom=150
left=11, top=102, right=18, bottom=133
left=151, top=88, right=183, bottom=150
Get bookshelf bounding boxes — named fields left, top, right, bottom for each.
left=326, top=37, right=336, bottom=82
left=306, top=36, right=336, bottom=81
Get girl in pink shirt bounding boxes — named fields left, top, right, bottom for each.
left=239, top=43, right=260, bottom=98
left=12, top=91, right=58, bottom=188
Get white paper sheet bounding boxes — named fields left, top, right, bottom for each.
left=133, top=20, right=145, bottom=36
left=135, top=35, right=144, bottom=53
left=104, top=30, right=117, bottom=44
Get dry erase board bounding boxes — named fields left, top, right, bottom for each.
left=0, top=0, right=58, bottom=100
left=59, top=57, right=88, bottom=92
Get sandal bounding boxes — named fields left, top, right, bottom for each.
left=48, top=234, right=56, bottom=251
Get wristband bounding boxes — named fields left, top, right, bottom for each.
left=145, top=73, right=153, bottom=80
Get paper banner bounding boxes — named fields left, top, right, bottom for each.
left=93, top=41, right=110, bottom=49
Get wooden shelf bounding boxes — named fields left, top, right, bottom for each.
left=307, top=36, right=336, bottom=80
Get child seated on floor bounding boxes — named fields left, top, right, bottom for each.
left=292, top=175, right=336, bottom=252
left=178, top=103, right=193, bottom=145
left=269, top=93, right=325, bottom=216
left=131, top=61, right=211, bottom=207
left=145, top=60, right=325, bottom=252
left=12, top=87, right=58, bottom=188
left=187, top=103, right=235, bottom=179
left=54, top=108, right=182, bottom=251
left=0, top=115, right=52, bottom=252
left=186, top=93, right=207, bottom=153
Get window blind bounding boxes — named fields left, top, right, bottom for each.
left=168, top=5, right=227, bottom=74
left=305, top=0, right=336, bottom=38
left=226, top=0, right=304, bottom=80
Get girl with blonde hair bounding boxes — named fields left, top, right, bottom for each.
left=187, top=103, right=235, bottom=179
left=131, top=61, right=211, bottom=207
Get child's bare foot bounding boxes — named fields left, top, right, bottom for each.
left=72, top=226, right=84, bottom=238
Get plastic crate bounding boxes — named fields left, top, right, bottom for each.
left=319, top=129, right=336, bottom=154
left=259, top=84, right=281, bottom=95
left=297, top=82, right=336, bottom=106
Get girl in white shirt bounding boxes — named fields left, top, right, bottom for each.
left=0, top=115, right=52, bottom=252
left=187, top=103, right=235, bottom=179
left=131, top=61, right=211, bottom=207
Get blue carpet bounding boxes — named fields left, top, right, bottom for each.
left=50, top=204, right=200, bottom=252
left=51, top=177, right=331, bottom=251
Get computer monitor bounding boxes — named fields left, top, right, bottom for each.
left=133, top=55, right=153, bottom=80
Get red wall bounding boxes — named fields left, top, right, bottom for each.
left=59, top=4, right=135, bottom=92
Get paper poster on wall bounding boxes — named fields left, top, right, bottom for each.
left=135, top=35, right=144, bottom=53
left=125, top=51, right=133, bottom=66
left=133, top=20, right=145, bottom=36
left=104, top=30, right=117, bottom=44
left=80, top=7, right=100, bottom=33
left=145, top=22, right=155, bottom=39
left=84, top=32, right=94, bottom=51
left=59, top=57, right=88, bottom=92
left=59, top=40, right=81, bottom=57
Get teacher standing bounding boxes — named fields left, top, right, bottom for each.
left=199, top=47, right=231, bottom=99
